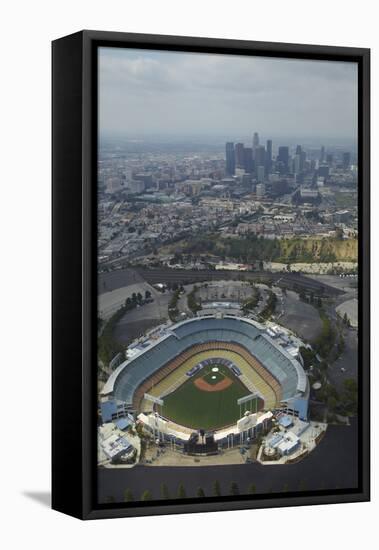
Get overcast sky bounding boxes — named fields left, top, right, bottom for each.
left=98, top=47, right=358, bottom=143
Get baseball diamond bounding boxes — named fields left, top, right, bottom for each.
left=101, top=316, right=310, bottom=433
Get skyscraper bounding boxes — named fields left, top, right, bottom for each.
left=225, top=142, right=235, bottom=175
left=342, top=152, right=351, bottom=169
left=278, top=146, right=289, bottom=164
left=255, top=145, right=266, bottom=167
left=320, top=145, right=325, bottom=163
left=256, top=182, right=265, bottom=198
left=235, top=143, right=245, bottom=169
left=257, top=165, right=265, bottom=183
left=266, top=139, right=273, bottom=173
left=294, top=154, right=301, bottom=174
left=243, top=147, right=254, bottom=173
left=253, top=132, right=259, bottom=152
left=277, top=146, right=289, bottom=175
left=300, top=150, right=307, bottom=171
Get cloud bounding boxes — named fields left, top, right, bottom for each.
left=98, top=47, right=358, bottom=141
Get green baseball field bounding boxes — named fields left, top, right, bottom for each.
left=161, top=364, right=257, bottom=430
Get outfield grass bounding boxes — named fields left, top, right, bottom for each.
left=162, top=365, right=249, bottom=430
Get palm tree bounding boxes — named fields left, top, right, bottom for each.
left=298, top=479, right=307, bottom=491
left=141, top=490, right=152, bottom=501
left=124, top=488, right=134, bottom=502
left=177, top=483, right=186, bottom=498
left=160, top=483, right=170, bottom=500
left=230, top=482, right=239, bottom=496
left=213, top=480, right=221, bottom=497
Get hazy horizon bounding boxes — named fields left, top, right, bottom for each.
left=99, top=47, right=358, bottom=143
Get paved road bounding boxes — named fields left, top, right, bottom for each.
left=98, top=418, right=359, bottom=503
left=98, top=268, right=344, bottom=297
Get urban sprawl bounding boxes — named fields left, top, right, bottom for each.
left=98, top=133, right=357, bottom=276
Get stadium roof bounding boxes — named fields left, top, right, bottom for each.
left=102, top=315, right=308, bottom=407
left=114, top=417, right=132, bottom=431
left=100, top=400, right=117, bottom=423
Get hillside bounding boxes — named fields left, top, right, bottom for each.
left=165, top=234, right=358, bottom=264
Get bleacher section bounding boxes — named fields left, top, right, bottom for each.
left=102, top=316, right=308, bottom=413
left=136, top=345, right=278, bottom=411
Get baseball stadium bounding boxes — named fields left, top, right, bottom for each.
left=101, top=315, right=309, bottom=453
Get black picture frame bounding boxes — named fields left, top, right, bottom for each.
left=52, top=30, right=370, bottom=520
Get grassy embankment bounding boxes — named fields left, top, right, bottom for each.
left=164, top=234, right=358, bottom=264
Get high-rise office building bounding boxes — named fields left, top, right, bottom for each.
left=320, top=145, right=325, bottom=162
left=253, top=132, right=259, bottom=152
left=225, top=142, right=235, bottom=175
left=255, top=145, right=266, bottom=168
left=318, top=165, right=329, bottom=178
left=235, top=143, right=245, bottom=169
left=294, top=154, right=301, bottom=174
left=342, top=152, right=351, bottom=169
left=266, top=139, right=273, bottom=173
left=277, top=146, right=289, bottom=174
left=243, top=147, right=254, bottom=173
left=257, top=165, right=265, bottom=182
left=300, top=150, right=307, bottom=171
left=256, top=182, right=265, bottom=198
left=278, top=146, right=289, bottom=164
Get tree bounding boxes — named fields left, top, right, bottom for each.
left=230, top=482, right=239, bottom=496
left=137, top=292, right=143, bottom=303
left=196, top=487, right=205, bottom=498
left=141, top=490, right=152, bottom=501
left=145, top=290, right=151, bottom=300
left=124, top=488, right=134, bottom=502
left=160, top=483, right=170, bottom=500
left=248, top=483, right=256, bottom=495
left=298, top=480, right=307, bottom=491
left=343, top=312, right=350, bottom=327
left=282, top=483, right=289, bottom=492
left=177, top=483, right=186, bottom=498
left=212, top=480, right=221, bottom=497
left=337, top=334, right=345, bottom=355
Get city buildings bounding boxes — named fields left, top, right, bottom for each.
left=97, top=134, right=357, bottom=271
left=225, top=142, right=235, bottom=175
